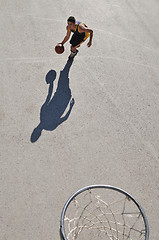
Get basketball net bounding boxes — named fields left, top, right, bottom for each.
left=63, top=190, right=146, bottom=240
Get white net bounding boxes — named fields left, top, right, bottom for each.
left=63, top=188, right=146, bottom=240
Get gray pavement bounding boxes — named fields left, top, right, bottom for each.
left=0, top=0, right=159, bottom=239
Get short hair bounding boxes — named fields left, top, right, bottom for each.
left=67, top=16, right=75, bottom=23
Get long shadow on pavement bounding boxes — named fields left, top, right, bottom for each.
left=30, top=59, right=75, bottom=143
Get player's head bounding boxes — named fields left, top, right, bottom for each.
left=67, top=16, right=76, bottom=29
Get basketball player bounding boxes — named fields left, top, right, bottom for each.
left=57, top=16, right=93, bottom=59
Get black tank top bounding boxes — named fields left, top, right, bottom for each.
left=71, top=21, right=86, bottom=39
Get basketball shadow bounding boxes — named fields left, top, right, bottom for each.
left=30, top=59, right=75, bottom=143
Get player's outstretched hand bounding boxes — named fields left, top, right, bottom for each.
left=87, top=41, right=92, bottom=47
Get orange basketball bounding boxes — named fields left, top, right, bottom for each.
left=55, top=44, right=64, bottom=54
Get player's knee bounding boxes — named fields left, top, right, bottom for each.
left=70, top=45, right=73, bottom=51
left=71, top=45, right=76, bottom=52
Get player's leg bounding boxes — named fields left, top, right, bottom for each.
left=69, top=32, right=89, bottom=59
left=69, top=34, right=82, bottom=58
left=69, top=41, right=85, bottom=59
left=69, top=45, right=79, bottom=58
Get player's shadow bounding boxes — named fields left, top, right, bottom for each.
left=30, top=59, right=75, bottom=143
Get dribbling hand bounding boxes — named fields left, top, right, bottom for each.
left=57, top=43, right=63, bottom=47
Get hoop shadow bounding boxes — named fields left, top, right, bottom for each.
left=31, top=59, right=75, bottom=143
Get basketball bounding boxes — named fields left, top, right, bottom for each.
left=55, top=44, right=64, bottom=54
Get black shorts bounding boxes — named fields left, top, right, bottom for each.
left=70, top=33, right=86, bottom=47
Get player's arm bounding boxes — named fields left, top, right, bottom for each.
left=58, top=26, right=71, bottom=46
left=79, top=25, right=93, bottom=47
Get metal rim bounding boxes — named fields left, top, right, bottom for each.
left=60, top=185, right=149, bottom=240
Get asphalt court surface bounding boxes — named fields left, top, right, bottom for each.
left=0, top=0, right=159, bottom=239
